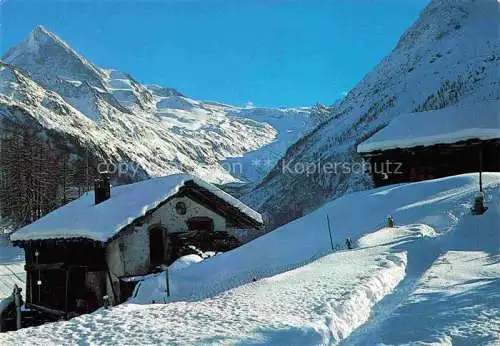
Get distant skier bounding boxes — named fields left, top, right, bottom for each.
left=345, top=237, right=353, bottom=250
left=387, top=214, right=394, bottom=228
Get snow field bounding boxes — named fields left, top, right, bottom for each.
left=352, top=197, right=500, bottom=345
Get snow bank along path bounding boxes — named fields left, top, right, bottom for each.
left=0, top=227, right=418, bottom=345
left=346, top=194, right=500, bottom=345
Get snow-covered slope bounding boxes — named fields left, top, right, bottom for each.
left=1, top=173, right=498, bottom=344
left=245, top=0, right=500, bottom=228
left=1, top=26, right=314, bottom=184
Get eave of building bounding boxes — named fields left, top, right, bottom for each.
left=360, top=138, right=499, bottom=158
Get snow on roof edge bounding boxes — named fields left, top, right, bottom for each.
left=358, top=128, right=500, bottom=153
left=357, top=101, right=500, bottom=154
left=190, top=177, right=264, bottom=225
left=10, top=174, right=263, bottom=243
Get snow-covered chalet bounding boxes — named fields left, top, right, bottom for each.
left=10, top=174, right=263, bottom=318
left=357, top=101, right=500, bottom=187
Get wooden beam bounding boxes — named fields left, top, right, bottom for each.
left=361, top=138, right=498, bottom=157
left=25, top=262, right=65, bottom=271
left=25, top=263, right=92, bottom=271
left=28, top=271, right=32, bottom=305
left=106, top=265, right=118, bottom=305
left=25, top=303, right=67, bottom=317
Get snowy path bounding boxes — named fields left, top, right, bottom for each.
left=0, top=230, right=415, bottom=345
left=379, top=250, right=500, bottom=345
left=348, top=249, right=500, bottom=345
left=339, top=226, right=443, bottom=346
left=345, top=200, right=500, bottom=345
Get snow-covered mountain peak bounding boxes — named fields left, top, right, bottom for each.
left=3, top=26, right=106, bottom=90
left=394, top=0, right=498, bottom=53
left=27, top=25, right=67, bottom=51
left=4, top=25, right=54, bottom=58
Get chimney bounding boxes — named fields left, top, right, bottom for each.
left=94, top=173, right=111, bottom=205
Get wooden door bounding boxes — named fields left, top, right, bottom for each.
left=149, top=228, right=165, bottom=268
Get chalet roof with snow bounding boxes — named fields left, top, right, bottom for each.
left=357, top=101, right=500, bottom=154
left=10, top=174, right=263, bottom=243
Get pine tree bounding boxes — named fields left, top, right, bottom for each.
left=0, top=117, right=99, bottom=228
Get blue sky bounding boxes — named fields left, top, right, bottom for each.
left=1, top=0, right=429, bottom=107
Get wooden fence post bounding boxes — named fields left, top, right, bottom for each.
left=14, top=284, right=22, bottom=330
left=64, top=268, right=70, bottom=320
left=165, top=229, right=170, bottom=298
left=479, top=144, right=483, bottom=193
left=326, top=214, right=334, bottom=252
left=165, top=269, right=170, bottom=298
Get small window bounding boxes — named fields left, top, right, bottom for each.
left=175, top=201, right=187, bottom=215
left=187, top=217, right=214, bottom=232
